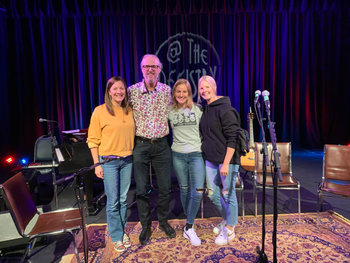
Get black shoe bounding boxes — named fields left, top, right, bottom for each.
left=87, top=206, right=97, bottom=216
left=139, top=227, right=152, bottom=245
left=159, top=222, right=176, bottom=238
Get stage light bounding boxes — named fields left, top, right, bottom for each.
left=21, top=158, right=28, bottom=164
left=5, top=157, right=14, bottom=164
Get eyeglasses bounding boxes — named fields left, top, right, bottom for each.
left=142, top=65, right=160, bottom=70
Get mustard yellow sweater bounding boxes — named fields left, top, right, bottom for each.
left=87, top=104, right=135, bottom=156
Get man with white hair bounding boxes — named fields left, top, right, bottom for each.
left=128, top=54, right=176, bottom=245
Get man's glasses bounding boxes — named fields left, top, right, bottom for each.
left=142, top=65, right=160, bottom=70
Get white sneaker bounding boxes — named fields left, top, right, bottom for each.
left=123, top=233, right=131, bottom=248
left=227, top=228, right=235, bottom=242
left=183, top=227, right=201, bottom=246
left=215, top=227, right=235, bottom=245
left=213, top=220, right=226, bottom=234
left=114, top=241, right=125, bottom=252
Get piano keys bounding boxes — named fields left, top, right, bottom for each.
left=11, top=161, right=58, bottom=172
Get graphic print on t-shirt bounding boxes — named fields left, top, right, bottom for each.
left=172, top=110, right=197, bottom=127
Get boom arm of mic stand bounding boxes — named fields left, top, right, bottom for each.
left=56, top=160, right=110, bottom=185
left=55, top=159, right=111, bottom=263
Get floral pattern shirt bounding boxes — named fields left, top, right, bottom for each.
left=128, top=80, right=172, bottom=139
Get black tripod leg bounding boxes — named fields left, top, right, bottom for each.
left=256, top=158, right=268, bottom=263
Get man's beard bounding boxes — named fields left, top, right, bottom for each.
left=145, top=74, right=158, bottom=84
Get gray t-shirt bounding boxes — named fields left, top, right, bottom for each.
left=168, top=105, right=203, bottom=153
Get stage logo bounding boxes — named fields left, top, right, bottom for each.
left=155, top=32, right=221, bottom=98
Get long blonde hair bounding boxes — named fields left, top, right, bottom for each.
left=171, top=79, right=193, bottom=111
left=197, top=75, right=217, bottom=103
left=104, top=76, right=130, bottom=116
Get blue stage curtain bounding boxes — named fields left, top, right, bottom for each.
left=1, top=0, right=350, bottom=160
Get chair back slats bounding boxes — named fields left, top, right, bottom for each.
left=255, top=143, right=269, bottom=174
left=324, top=144, right=350, bottom=181
left=1, top=172, right=38, bottom=235
left=278, top=143, right=291, bottom=174
left=255, top=142, right=291, bottom=174
left=253, top=142, right=300, bottom=219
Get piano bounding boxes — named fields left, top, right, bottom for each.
left=8, top=129, right=99, bottom=215
left=58, top=129, right=99, bottom=215
left=61, top=129, right=88, bottom=143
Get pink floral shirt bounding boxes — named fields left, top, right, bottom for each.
left=128, top=80, right=172, bottom=139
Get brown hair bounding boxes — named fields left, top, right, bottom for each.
left=104, top=76, right=130, bottom=116
left=171, top=79, right=193, bottom=111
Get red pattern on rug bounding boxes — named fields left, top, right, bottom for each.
left=64, top=211, right=350, bottom=262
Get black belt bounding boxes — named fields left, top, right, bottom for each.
left=101, top=155, right=129, bottom=160
left=136, top=136, right=165, bottom=144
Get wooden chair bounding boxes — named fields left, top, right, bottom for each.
left=253, top=142, right=301, bottom=220
left=201, top=172, right=245, bottom=220
left=0, top=172, right=82, bottom=263
left=317, top=144, right=350, bottom=227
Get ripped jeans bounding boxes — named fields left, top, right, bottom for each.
left=205, top=161, right=239, bottom=227
left=172, top=151, right=205, bottom=224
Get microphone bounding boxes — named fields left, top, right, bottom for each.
left=262, top=90, right=270, bottom=110
left=254, top=90, right=261, bottom=104
left=39, top=118, right=57, bottom=123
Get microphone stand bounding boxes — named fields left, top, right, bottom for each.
left=47, top=121, right=59, bottom=210
left=265, top=103, right=283, bottom=263
left=56, top=159, right=112, bottom=263
left=254, top=100, right=269, bottom=263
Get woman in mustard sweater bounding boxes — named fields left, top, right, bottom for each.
left=87, top=76, right=135, bottom=252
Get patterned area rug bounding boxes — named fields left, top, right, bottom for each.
left=62, top=211, right=350, bottom=262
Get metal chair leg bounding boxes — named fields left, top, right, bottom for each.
left=21, top=237, right=36, bottom=263
left=241, top=187, right=245, bottom=220
left=29, top=237, right=38, bottom=256
left=298, top=185, right=301, bottom=221
left=317, top=192, right=320, bottom=229
left=289, top=190, right=294, bottom=207
left=201, top=194, right=204, bottom=219
left=20, top=244, right=29, bottom=263
left=68, top=231, right=81, bottom=263
left=254, top=183, right=258, bottom=218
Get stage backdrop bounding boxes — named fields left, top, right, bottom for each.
left=1, top=0, right=350, bottom=161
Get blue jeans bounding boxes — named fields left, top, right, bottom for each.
left=99, top=155, right=132, bottom=243
left=205, top=161, right=239, bottom=226
left=133, top=136, right=172, bottom=228
left=172, top=151, right=205, bottom=224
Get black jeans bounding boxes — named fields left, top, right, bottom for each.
left=133, top=136, right=172, bottom=229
